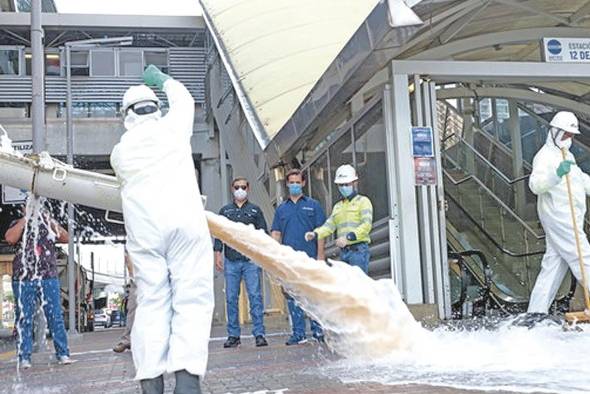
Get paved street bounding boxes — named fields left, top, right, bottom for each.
left=0, top=321, right=524, bottom=394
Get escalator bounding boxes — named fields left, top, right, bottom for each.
left=440, top=102, right=580, bottom=317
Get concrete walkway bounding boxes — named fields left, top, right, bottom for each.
left=0, top=321, right=523, bottom=394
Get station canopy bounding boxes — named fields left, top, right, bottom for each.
left=202, top=0, right=590, bottom=154
left=200, top=0, right=387, bottom=147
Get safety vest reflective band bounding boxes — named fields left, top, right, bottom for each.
left=314, top=194, right=373, bottom=243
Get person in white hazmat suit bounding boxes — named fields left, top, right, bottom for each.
left=527, top=111, right=590, bottom=314
left=110, top=65, right=214, bottom=394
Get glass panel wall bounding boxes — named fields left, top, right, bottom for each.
left=0, top=48, right=19, bottom=75
left=144, top=50, right=168, bottom=73
left=353, top=104, right=388, bottom=220
left=302, top=99, right=388, bottom=221
left=70, top=51, right=89, bottom=76
left=57, top=102, right=120, bottom=118
left=91, top=50, right=115, bottom=76
left=25, top=50, right=60, bottom=76
left=309, top=154, right=330, bottom=215
left=119, top=50, right=143, bottom=76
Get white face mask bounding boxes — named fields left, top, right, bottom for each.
left=551, top=128, right=572, bottom=150
left=233, top=188, right=247, bottom=201
left=124, top=109, right=161, bottom=131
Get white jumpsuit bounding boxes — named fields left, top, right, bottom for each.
left=528, top=132, right=590, bottom=313
left=110, top=80, right=214, bottom=380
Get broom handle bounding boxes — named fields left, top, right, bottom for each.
left=561, top=148, right=590, bottom=311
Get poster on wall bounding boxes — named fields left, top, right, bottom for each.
left=411, top=126, right=434, bottom=157
left=2, top=141, right=32, bottom=205
left=414, top=157, right=437, bottom=186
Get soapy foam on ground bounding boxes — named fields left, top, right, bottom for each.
left=209, top=213, right=590, bottom=393
left=318, top=320, right=590, bottom=393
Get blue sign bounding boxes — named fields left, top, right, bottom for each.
left=547, top=39, right=562, bottom=55
left=411, top=126, right=434, bottom=157
left=543, top=37, right=590, bottom=63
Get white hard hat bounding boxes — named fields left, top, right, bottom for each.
left=334, top=164, right=358, bottom=184
left=122, top=85, right=159, bottom=113
left=550, top=111, right=580, bottom=134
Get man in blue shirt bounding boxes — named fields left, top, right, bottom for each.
left=271, top=169, right=326, bottom=345
left=214, top=177, right=268, bottom=348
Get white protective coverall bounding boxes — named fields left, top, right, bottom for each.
left=110, top=79, right=214, bottom=379
left=528, top=131, right=590, bottom=313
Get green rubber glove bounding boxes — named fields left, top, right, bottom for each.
left=143, top=64, right=171, bottom=90
left=556, top=160, right=575, bottom=178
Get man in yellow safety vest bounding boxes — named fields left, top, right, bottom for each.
left=305, top=164, right=373, bottom=274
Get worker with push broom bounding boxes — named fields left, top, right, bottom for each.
left=527, top=111, right=590, bottom=323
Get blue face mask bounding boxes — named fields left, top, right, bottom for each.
left=338, top=185, right=354, bottom=198
left=288, top=183, right=303, bottom=196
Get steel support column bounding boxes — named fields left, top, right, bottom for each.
left=508, top=99, right=526, bottom=216
left=65, top=44, right=77, bottom=335
left=386, top=70, right=423, bottom=304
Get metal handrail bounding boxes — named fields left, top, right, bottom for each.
left=445, top=191, right=545, bottom=257
left=449, top=250, right=492, bottom=318
left=443, top=161, right=544, bottom=239
left=443, top=134, right=531, bottom=186
left=441, top=99, right=533, bottom=171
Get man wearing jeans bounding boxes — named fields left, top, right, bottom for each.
left=271, top=169, right=326, bottom=345
left=5, top=202, right=75, bottom=368
left=306, top=165, right=373, bottom=274
left=214, top=177, right=268, bottom=348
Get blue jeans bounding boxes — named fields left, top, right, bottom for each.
left=224, top=258, right=265, bottom=337
left=340, top=243, right=370, bottom=274
left=12, top=278, right=70, bottom=362
left=285, top=294, right=322, bottom=339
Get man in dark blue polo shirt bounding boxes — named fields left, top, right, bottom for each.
left=271, top=169, right=326, bottom=345
left=214, top=177, right=268, bottom=348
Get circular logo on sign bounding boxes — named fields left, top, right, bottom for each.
left=547, top=39, right=562, bottom=55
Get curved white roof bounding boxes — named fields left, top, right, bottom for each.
left=200, top=0, right=381, bottom=146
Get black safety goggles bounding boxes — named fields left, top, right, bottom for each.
left=124, top=101, right=159, bottom=116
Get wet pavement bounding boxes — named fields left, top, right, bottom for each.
left=0, top=320, right=528, bottom=394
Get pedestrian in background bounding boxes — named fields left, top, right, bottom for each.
left=5, top=202, right=75, bottom=368
left=214, top=177, right=269, bottom=348
left=271, top=169, right=326, bottom=345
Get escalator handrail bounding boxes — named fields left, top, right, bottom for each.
left=446, top=191, right=545, bottom=257
left=449, top=250, right=492, bottom=316
left=448, top=252, right=469, bottom=317
left=443, top=134, right=530, bottom=186
left=444, top=167, right=545, bottom=241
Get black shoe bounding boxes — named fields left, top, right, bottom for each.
left=223, top=336, right=240, bottom=348
left=255, top=335, right=268, bottom=347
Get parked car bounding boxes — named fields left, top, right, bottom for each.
left=94, top=309, right=111, bottom=328
left=110, top=310, right=125, bottom=327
